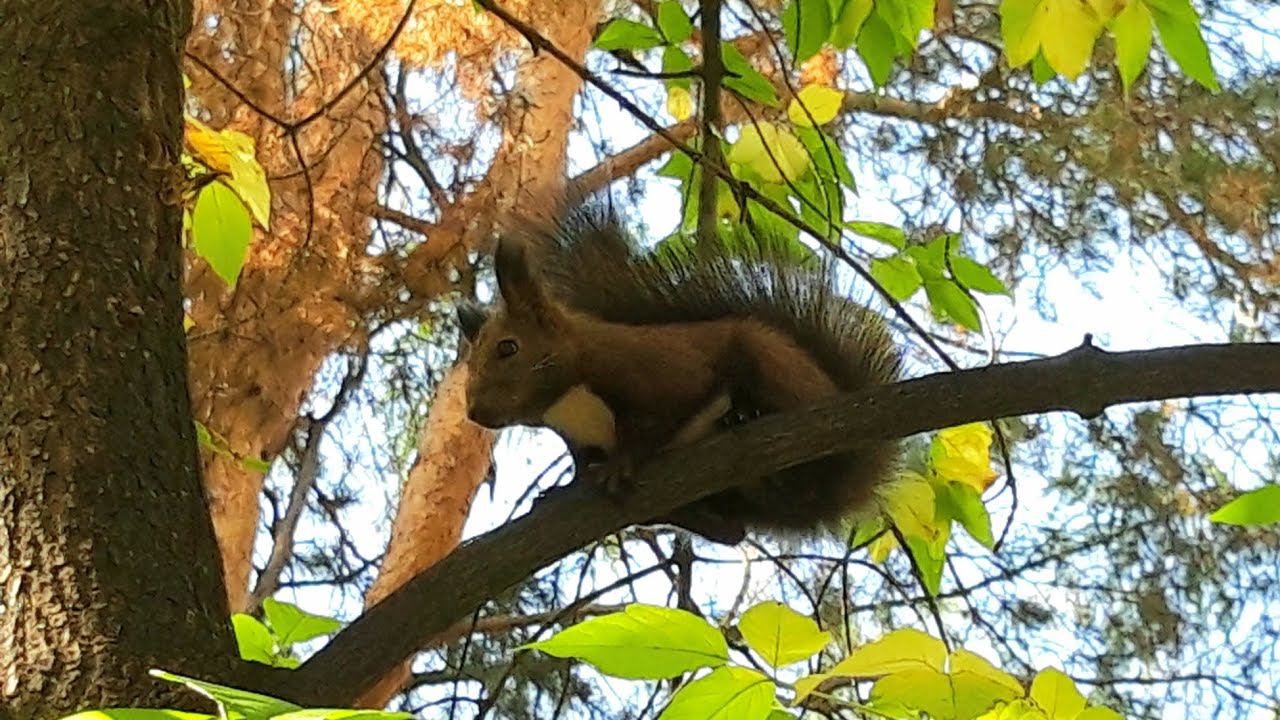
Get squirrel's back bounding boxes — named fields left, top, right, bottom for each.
left=506, top=200, right=903, bottom=538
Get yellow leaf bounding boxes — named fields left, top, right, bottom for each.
left=877, top=471, right=939, bottom=541
left=185, top=117, right=236, bottom=175
left=1029, top=668, right=1086, bottom=719
left=868, top=532, right=897, bottom=563
left=787, top=85, right=845, bottom=127
left=728, top=122, right=811, bottom=183
left=1000, top=0, right=1104, bottom=78
left=791, top=672, right=832, bottom=705
left=738, top=601, right=831, bottom=668
left=828, top=628, right=947, bottom=678
left=931, top=423, right=998, bottom=491
left=667, top=86, right=694, bottom=121
left=184, top=314, right=195, bottom=331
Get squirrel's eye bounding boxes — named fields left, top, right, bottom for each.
left=497, top=339, right=519, bottom=358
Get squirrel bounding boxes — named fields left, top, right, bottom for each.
left=455, top=199, right=902, bottom=545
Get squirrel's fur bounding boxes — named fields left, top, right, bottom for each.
left=458, top=200, right=902, bottom=545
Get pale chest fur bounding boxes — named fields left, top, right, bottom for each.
left=539, top=384, right=732, bottom=454
left=541, top=384, right=618, bottom=452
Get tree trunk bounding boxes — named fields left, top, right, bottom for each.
left=0, top=2, right=237, bottom=717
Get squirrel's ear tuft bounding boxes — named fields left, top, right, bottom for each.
left=456, top=300, right=488, bottom=342
left=494, top=234, right=559, bottom=323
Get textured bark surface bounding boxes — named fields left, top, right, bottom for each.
left=185, top=2, right=386, bottom=610
left=355, top=365, right=493, bottom=708
left=0, top=1, right=237, bottom=716
left=355, top=2, right=600, bottom=704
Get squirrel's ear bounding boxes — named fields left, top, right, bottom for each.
left=494, top=235, right=558, bottom=323
left=456, top=300, right=488, bottom=342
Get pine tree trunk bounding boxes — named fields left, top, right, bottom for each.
left=0, top=2, right=237, bottom=716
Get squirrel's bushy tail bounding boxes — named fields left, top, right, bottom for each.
left=510, top=200, right=903, bottom=537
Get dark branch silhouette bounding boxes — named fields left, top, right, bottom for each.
left=266, top=339, right=1280, bottom=705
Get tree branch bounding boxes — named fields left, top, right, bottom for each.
left=276, top=340, right=1280, bottom=705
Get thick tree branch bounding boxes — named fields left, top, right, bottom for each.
left=276, top=340, right=1280, bottom=705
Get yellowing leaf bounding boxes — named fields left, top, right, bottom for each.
left=183, top=314, right=195, bottom=331
left=522, top=604, right=728, bottom=679
left=790, top=672, right=832, bottom=705
left=952, top=648, right=1029, bottom=696
left=1029, top=668, right=1086, bottom=720
left=1209, top=485, right=1280, bottom=526
left=185, top=118, right=271, bottom=229
left=870, top=667, right=954, bottom=718
left=976, top=699, right=1049, bottom=720
left=728, top=122, right=811, bottom=183
left=931, top=423, right=998, bottom=491
left=1040, top=0, right=1105, bottom=78
left=191, top=180, right=253, bottom=287
left=668, top=86, right=695, bottom=121
left=60, top=707, right=213, bottom=712
left=787, top=85, right=844, bottom=126
left=878, top=471, right=939, bottom=541
left=739, top=602, right=831, bottom=668
left=829, top=628, right=946, bottom=678
left=658, top=666, right=775, bottom=720
left=1110, top=0, right=1153, bottom=89
left=868, top=532, right=898, bottom=563
left=1000, top=0, right=1105, bottom=78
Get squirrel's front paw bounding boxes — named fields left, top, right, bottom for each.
left=589, top=455, right=635, bottom=504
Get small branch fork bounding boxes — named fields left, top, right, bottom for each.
left=267, top=340, right=1280, bottom=705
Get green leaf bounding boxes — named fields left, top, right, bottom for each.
left=263, top=598, right=344, bottom=647
left=1146, top=0, right=1218, bottom=90
left=1209, top=485, right=1280, bottom=526
left=522, top=604, right=729, bottom=679
left=663, top=46, right=696, bottom=90
left=828, top=628, right=947, bottom=677
left=1029, top=668, right=1086, bottom=720
left=944, top=482, right=996, bottom=549
left=723, top=45, right=781, bottom=106
left=847, top=220, right=906, bottom=248
left=231, top=613, right=277, bottom=666
left=595, top=18, right=665, bottom=50
left=729, top=123, right=812, bottom=183
left=870, top=255, right=923, bottom=301
left=657, top=1, right=695, bottom=42
left=782, top=0, right=834, bottom=62
left=830, top=0, right=873, bottom=48
left=150, top=670, right=301, bottom=720
left=924, top=279, right=982, bottom=331
left=658, top=666, right=776, bottom=720
left=856, top=10, right=897, bottom=86
left=226, top=153, right=271, bottom=231
left=738, top=601, right=832, bottom=668
left=57, top=707, right=211, bottom=712
left=904, top=532, right=947, bottom=595
left=1031, top=51, right=1056, bottom=84
left=191, top=180, right=253, bottom=287
left=1002, top=0, right=1041, bottom=66
left=1110, top=0, right=1153, bottom=88
left=658, top=150, right=695, bottom=179
left=275, top=707, right=414, bottom=712
left=950, top=256, right=1010, bottom=295
left=797, top=127, right=856, bottom=191
left=239, top=456, right=273, bottom=474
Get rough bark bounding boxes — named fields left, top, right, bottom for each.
left=355, top=0, right=600, bottom=704
left=0, top=1, right=237, bottom=717
left=185, top=2, right=387, bottom=610
left=354, top=365, right=493, bottom=708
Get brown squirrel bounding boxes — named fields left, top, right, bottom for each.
left=455, top=200, right=902, bottom=545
